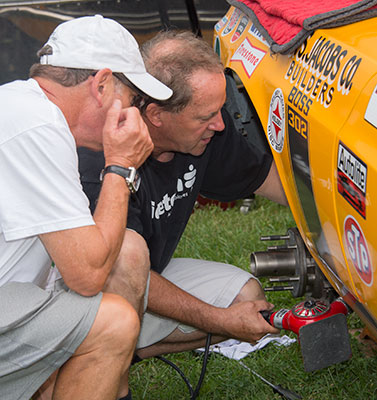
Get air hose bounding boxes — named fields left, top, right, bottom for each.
left=155, top=333, right=212, bottom=400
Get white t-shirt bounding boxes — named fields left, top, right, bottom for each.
left=0, top=78, right=95, bottom=288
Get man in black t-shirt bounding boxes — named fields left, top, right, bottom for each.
left=79, top=31, right=287, bottom=359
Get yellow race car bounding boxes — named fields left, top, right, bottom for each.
left=215, top=4, right=377, bottom=347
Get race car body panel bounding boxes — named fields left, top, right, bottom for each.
left=215, top=6, right=377, bottom=335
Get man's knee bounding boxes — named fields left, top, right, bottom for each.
left=118, top=230, right=150, bottom=271
left=232, top=278, right=266, bottom=304
left=104, top=230, right=150, bottom=299
left=100, top=293, right=140, bottom=344
left=80, top=293, right=140, bottom=356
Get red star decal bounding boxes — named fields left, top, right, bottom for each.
left=272, top=103, right=281, bottom=140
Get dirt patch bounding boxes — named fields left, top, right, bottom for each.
left=350, top=327, right=377, bottom=357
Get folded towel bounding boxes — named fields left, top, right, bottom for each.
left=227, top=0, right=377, bottom=54
left=196, top=334, right=296, bottom=360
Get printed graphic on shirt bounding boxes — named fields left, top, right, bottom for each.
left=151, top=164, right=197, bottom=219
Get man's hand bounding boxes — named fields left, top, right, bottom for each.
left=217, top=299, right=280, bottom=343
left=148, top=272, right=280, bottom=344
left=103, top=99, right=154, bottom=168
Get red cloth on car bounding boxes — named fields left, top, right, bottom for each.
left=227, top=0, right=377, bottom=53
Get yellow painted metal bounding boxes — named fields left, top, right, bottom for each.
left=215, top=6, right=377, bottom=330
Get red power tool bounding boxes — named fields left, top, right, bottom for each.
left=262, top=297, right=349, bottom=334
left=261, top=298, right=352, bottom=372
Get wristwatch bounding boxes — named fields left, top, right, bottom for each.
left=100, top=165, right=141, bottom=194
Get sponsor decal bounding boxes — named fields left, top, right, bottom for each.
left=221, top=8, right=242, bottom=36
left=337, top=142, right=367, bottom=218
left=288, top=105, right=308, bottom=140
left=248, top=23, right=269, bottom=47
left=231, top=15, right=249, bottom=43
left=365, top=84, right=377, bottom=129
left=344, top=215, right=372, bottom=286
left=230, top=37, right=266, bottom=78
left=215, top=16, right=228, bottom=33
left=285, top=36, right=362, bottom=114
left=267, top=88, right=285, bottom=153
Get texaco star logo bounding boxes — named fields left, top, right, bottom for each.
left=267, top=88, right=285, bottom=153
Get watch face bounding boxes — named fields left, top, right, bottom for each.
left=133, top=173, right=141, bottom=192
left=126, top=169, right=141, bottom=193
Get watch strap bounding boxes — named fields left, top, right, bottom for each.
left=100, top=165, right=139, bottom=193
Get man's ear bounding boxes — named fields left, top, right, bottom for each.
left=144, top=103, right=164, bottom=127
left=90, top=69, right=113, bottom=107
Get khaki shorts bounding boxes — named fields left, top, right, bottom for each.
left=0, top=280, right=101, bottom=400
left=137, top=258, right=255, bottom=349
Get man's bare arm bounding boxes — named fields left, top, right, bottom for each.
left=255, top=160, right=288, bottom=206
left=40, top=102, right=153, bottom=296
left=147, top=270, right=279, bottom=343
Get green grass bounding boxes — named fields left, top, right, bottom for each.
left=129, top=197, right=377, bottom=399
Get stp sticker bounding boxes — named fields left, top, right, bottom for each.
left=267, top=88, right=285, bottom=153
left=344, top=215, right=373, bottom=286
left=230, top=37, right=266, bottom=78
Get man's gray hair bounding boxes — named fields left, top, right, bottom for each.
left=141, top=30, right=224, bottom=113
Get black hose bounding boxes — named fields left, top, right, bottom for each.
left=155, top=333, right=212, bottom=399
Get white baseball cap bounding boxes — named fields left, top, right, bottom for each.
left=39, top=15, right=173, bottom=100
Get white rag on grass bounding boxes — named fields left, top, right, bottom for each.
left=196, top=334, right=296, bottom=360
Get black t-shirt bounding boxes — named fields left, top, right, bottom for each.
left=78, top=108, right=272, bottom=274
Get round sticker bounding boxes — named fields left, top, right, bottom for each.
left=267, top=88, right=285, bottom=153
left=344, top=215, right=372, bottom=286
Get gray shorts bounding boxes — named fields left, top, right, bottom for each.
left=137, top=258, right=254, bottom=349
left=0, top=280, right=102, bottom=400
